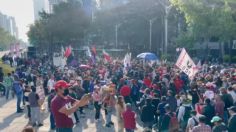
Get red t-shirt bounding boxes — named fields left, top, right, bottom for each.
left=51, top=95, right=76, bottom=128
left=122, top=109, right=136, bottom=129
left=143, top=77, right=152, bottom=88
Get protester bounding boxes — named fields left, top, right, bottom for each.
left=116, top=96, right=125, bottom=132
left=103, top=93, right=116, bottom=127
left=28, top=86, right=43, bottom=127
left=3, top=73, right=13, bottom=100
left=141, top=98, right=155, bottom=130
left=211, top=116, right=228, bottom=132
left=13, top=75, right=24, bottom=113
left=186, top=110, right=199, bottom=132
left=92, top=86, right=102, bottom=121
left=51, top=80, right=90, bottom=132
left=122, top=103, right=136, bottom=132
left=68, top=87, right=80, bottom=124
left=202, top=98, right=215, bottom=126
left=48, top=89, right=56, bottom=130
left=220, top=87, right=234, bottom=123
left=192, top=115, right=211, bottom=132
left=160, top=104, right=179, bottom=132
left=24, top=85, right=32, bottom=122
left=177, top=99, right=192, bottom=130
left=214, top=95, right=225, bottom=119
left=166, top=90, right=177, bottom=112
left=228, top=106, right=236, bottom=132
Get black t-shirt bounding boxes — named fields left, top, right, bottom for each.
left=213, top=124, right=228, bottom=132
left=228, top=115, right=236, bottom=132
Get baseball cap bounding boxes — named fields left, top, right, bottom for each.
left=228, top=106, right=236, bottom=112
left=54, top=80, right=71, bottom=90
left=211, top=116, right=222, bottom=123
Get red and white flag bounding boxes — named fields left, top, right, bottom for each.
left=103, top=49, right=111, bottom=62
left=175, top=48, right=198, bottom=79
left=64, top=46, right=72, bottom=58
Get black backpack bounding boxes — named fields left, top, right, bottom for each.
left=192, top=117, right=199, bottom=126
left=183, top=106, right=192, bottom=121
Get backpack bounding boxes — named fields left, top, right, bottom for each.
left=168, top=112, right=179, bottom=132
left=183, top=106, right=192, bottom=121
left=192, top=117, right=198, bottom=126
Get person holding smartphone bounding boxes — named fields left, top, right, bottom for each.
left=51, top=80, right=90, bottom=132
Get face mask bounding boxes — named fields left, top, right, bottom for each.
left=63, top=89, right=69, bottom=96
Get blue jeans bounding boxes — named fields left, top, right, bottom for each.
left=50, top=112, right=55, bottom=129
left=56, top=128, right=73, bottom=132
left=126, top=129, right=134, bottom=132
left=16, top=92, right=22, bottom=112
left=105, top=107, right=113, bottom=124
left=5, top=87, right=10, bottom=99
left=223, top=110, right=229, bottom=124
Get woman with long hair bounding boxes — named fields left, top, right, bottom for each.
left=116, top=96, right=125, bottom=132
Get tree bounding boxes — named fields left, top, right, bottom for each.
left=171, top=0, right=236, bottom=47
left=89, top=0, right=180, bottom=55
left=0, top=27, right=17, bottom=50
left=27, top=0, right=90, bottom=53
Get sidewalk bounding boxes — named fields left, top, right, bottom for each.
left=0, top=97, right=144, bottom=132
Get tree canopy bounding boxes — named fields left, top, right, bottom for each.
left=0, top=27, right=17, bottom=50
left=27, top=0, right=90, bottom=52
left=171, top=0, right=236, bottom=43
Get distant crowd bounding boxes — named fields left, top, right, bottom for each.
left=0, top=54, right=236, bottom=132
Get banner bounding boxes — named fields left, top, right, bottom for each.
left=124, top=53, right=131, bottom=68
left=175, top=48, right=198, bottom=79
left=103, top=49, right=111, bottom=63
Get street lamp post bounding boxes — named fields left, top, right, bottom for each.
left=115, top=23, right=121, bottom=48
left=158, top=0, right=172, bottom=55
left=164, top=5, right=172, bottom=55
left=149, top=18, right=157, bottom=51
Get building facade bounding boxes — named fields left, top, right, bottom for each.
left=0, top=12, right=18, bottom=38
left=48, top=0, right=67, bottom=13
left=33, top=0, right=48, bottom=20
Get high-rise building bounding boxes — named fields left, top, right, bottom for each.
left=33, top=0, right=47, bottom=20
left=48, top=0, right=67, bottom=13
left=0, top=12, right=18, bottom=38
left=99, top=0, right=129, bottom=10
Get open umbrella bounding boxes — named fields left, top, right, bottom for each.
left=137, top=52, right=158, bottom=60
left=79, top=64, right=91, bottom=69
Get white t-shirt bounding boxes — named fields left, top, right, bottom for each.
left=47, top=79, right=55, bottom=91
left=204, top=90, right=214, bottom=100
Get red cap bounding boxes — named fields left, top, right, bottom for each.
left=54, top=80, right=71, bottom=90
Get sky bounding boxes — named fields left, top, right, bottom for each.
left=0, top=0, right=34, bottom=42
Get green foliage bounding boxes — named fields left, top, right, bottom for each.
left=223, top=54, right=230, bottom=62
left=0, top=27, right=16, bottom=50
left=232, top=56, right=236, bottom=63
left=171, top=0, right=236, bottom=43
left=89, top=0, right=180, bottom=54
left=27, top=0, right=90, bottom=52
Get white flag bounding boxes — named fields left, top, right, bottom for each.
left=124, top=53, right=131, bottom=68
left=175, top=48, right=198, bottom=79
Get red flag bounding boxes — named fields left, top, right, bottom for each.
left=64, top=46, right=72, bottom=58
left=91, top=46, right=97, bottom=55
left=103, top=50, right=111, bottom=62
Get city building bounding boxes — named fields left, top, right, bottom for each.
left=33, top=0, right=48, bottom=20
left=0, top=12, right=18, bottom=38
left=99, top=0, right=129, bottom=10
left=48, top=0, right=67, bottom=13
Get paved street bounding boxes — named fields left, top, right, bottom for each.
left=0, top=97, right=144, bottom=132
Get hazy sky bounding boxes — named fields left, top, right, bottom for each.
left=0, top=0, right=34, bottom=42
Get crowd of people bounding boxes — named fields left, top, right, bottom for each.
left=0, top=54, right=236, bottom=132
